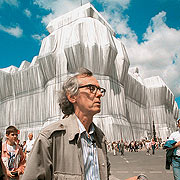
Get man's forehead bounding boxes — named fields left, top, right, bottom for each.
left=77, top=75, right=99, bottom=84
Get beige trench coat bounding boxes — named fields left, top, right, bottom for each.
left=22, top=114, right=110, bottom=180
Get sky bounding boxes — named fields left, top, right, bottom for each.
left=0, top=0, right=180, bottom=110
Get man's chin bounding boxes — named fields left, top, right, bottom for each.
left=94, top=108, right=101, bottom=114
left=89, top=107, right=101, bottom=116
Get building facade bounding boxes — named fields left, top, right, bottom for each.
left=0, top=3, right=179, bottom=142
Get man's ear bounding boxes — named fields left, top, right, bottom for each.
left=66, top=93, right=77, bottom=104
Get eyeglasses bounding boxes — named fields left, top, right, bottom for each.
left=78, top=84, right=106, bottom=97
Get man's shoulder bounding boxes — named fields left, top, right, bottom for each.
left=40, top=119, right=65, bottom=138
left=40, top=115, right=76, bottom=139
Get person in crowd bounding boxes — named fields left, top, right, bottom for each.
left=145, top=140, right=151, bottom=155
left=125, top=141, right=129, bottom=151
left=1, top=126, right=25, bottom=179
left=139, top=141, right=143, bottom=150
left=117, top=141, right=120, bottom=153
left=113, top=141, right=117, bottom=156
left=107, top=142, right=112, bottom=152
left=151, top=138, right=156, bottom=155
left=22, top=141, right=26, bottom=154
left=22, top=68, right=111, bottom=180
left=130, top=141, right=135, bottom=152
left=134, top=141, right=138, bottom=152
left=156, top=138, right=159, bottom=150
left=128, top=141, right=132, bottom=152
left=120, top=139, right=125, bottom=155
left=25, top=133, right=34, bottom=160
left=168, top=119, right=180, bottom=180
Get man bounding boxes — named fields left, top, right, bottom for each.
left=120, top=139, right=125, bottom=156
left=151, top=138, right=156, bottom=155
left=145, top=140, right=151, bottom=156
left=168, top=119, right=180, bottom=180
left=25, top=133, right=34, bottom=160
left=1, top=126, right=25, bottom=179
left=22, top=68, right=110, bottom=180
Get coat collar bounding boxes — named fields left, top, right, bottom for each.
left=65, top=114, right=80, bottom=142
left=45, top=114, right=80, bottom=141
left=45, top=114, right=106, bottom=144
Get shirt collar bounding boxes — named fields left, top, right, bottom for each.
left=76, top=116, right=95, bottom=135
left=89, top=123, right=95, bottom=135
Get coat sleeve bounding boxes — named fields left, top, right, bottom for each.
left=21, top=133, right=53, bottom=180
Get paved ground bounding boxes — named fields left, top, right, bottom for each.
left=109, top=148, right=174, bottom=180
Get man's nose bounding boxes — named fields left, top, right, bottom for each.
left=96, top=89, right=103, bottom=97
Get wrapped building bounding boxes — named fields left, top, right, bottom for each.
left=0, top=3, right=179, bottom=142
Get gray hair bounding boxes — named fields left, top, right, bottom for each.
left=59, top=67, right=93, bottom=118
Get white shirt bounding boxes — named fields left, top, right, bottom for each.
left=146, top=142, right=151, bottom=149
left=76, top=117, right=100, bottom=180
left=7, top=144, right=16, bottom=154
left=6, top=144, right=16, bottom=170
left=26, top=139, right=35, bottom=152
left=169, top=129, right=180, bottom=156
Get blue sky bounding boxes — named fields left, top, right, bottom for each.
left=0, top=0, right=180, bottom=110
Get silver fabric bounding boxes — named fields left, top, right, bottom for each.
left=0, top=3, right=178, bottom=142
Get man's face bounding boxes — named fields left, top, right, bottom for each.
left=28, top=133, right=33, bottom=140
left=74, top=76, right=104, bottom=117
left=6, top=132, right=18, bottom=145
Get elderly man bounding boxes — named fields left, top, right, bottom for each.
left=25, top=133, right=35, bottom=160
left=22, top=68, right=110, bottom=180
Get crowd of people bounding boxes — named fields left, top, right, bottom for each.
left=107, top=137, right=164, bottom=156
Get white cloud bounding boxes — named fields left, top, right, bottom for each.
left=24, top=9, right=32, bottom=18
left=0, top=0, right=18, bottom=7
left=101, top=10, right=137, bottom=40
left=97, top=0, right=130, bottom=10
left=96, top=0, right=136, bottom=41
left=34, top=0, right=89, bottom=25
left=32, top=34, right=46, bottom=43
left=121, top=11, right=180, bottom=96
left=0, top=24, right=23, bottom=37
